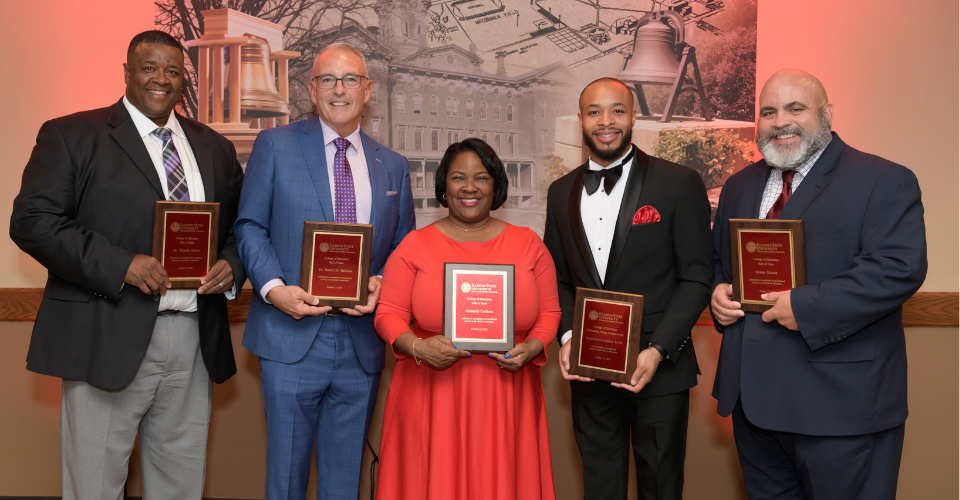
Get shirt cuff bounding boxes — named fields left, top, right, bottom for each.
left=260, top=278, right=285, bottom=304
left=224, top=283, right=237, bottom=301
left=559, top=330, right=572, bottom=345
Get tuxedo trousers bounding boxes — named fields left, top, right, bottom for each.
left=61, top=312, right=212, bottom=500
left=733, top=399, right=904, bottom=500
left=571, top=383, right=689, bottom=500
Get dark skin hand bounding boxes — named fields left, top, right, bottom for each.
left=197, top=259, right=235, bottom=295
left=125, top=254, right=171, bottom=295
left=394, top=331, right=470, bottom=370
left=488, top=338, right=544, bottom=372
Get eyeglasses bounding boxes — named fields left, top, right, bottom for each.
left=313, top=74, right=367, bottom=90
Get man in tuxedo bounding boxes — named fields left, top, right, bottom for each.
left=543, top=77, right=712, bottom=499
left=710, top=69, right=927, bottom=499
left=234, top=42, right=414, bottom=499
left=9, top=30, right=245, bottom=499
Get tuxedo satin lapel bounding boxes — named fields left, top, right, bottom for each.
left=361, top=132, right=386, bottom=248
left=604, top=146, right=648, bottom=284
left=568, top=165, right=603, bottom=289
left=778, top=134, right=845, bottom=220
left=107, top=101, right=164, bottom=199
left=179, top=117, right=215, bottom=202
left=300, top=117, right=333, bottom=220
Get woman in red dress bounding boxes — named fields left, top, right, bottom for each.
left=374, top=138, right=561, bottom=500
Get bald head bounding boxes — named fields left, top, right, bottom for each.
left=760, top=69, right=829, bottom=108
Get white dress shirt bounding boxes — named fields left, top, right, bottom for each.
left=123, top=97, right=235, bottom=311
left=560, top=148, right=635, bottom=345
left=260, top=119, right=373, bottom=302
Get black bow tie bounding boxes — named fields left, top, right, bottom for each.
left=583, top=148, right=636, bottom=195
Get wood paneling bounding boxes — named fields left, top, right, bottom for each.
left=0, top=288, right=955, bottom=328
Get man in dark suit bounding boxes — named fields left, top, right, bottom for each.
left=710, top=69, right=927, bottom=499
left=9, top=31, right=244, bottom=499
left=543, top=77, right=713, bottom=499
left=234, top=43, right=414, bottom=499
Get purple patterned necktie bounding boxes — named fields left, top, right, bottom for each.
left=333, top=137, right=357, bottom=223
left=152, top=127, right=190, bottom=201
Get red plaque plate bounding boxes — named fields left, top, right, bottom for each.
left=730, top=219, right=806, bottom=313
left=152, top=201, right=219, bottom=289
left=570, top=288, right=643, bottom=383
left=443, top=263, right=515, bottom=352
left=300, top=221, right=372, bottom=308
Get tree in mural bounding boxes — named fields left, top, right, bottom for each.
left=650, top=127, right=754, bottom=189
left=155, top=0, right=385, bottom=120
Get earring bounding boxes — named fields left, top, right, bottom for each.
left=442, top=193, right=446, bottom=200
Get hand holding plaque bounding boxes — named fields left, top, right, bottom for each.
left=569, top=288, right=643, bottom=383
left=300, top=221, right=373, bottom=308
left=729, top=219, right=806, bottom=313
left=152, top=201, right=219, bottom=289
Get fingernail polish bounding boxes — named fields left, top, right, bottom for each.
left=504, top=353, right=511, bottom=359
left=453, top=345, right=458, bottom=349
left=487, top=353, right=493, bottom=357
left=467, top=353, right=472, bottom=357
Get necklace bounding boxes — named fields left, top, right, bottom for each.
left=447, top=217, right=491, bottom=232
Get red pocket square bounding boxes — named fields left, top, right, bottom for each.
left=632, top=206, right=661, bottom=224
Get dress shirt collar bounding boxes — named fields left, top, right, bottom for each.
left=318, top=117, right=362, bottom=153
left=122, top=96, right=184, bottom=140
left=587, top=146, right=634, bottom=172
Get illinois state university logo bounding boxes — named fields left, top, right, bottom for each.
left=319, top=242, right=330, bottom=253
left=746, top=241, right=757, bottom=253
left=461, top=282, right=472, bottom=293
left=588, top=310, right=599, bottom=321
left=170, top=222, right=180, bottom=233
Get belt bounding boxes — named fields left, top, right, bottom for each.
left=326, top=308, right=344, bottom=316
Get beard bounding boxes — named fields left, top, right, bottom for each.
left=756, top=109, right=833, bottom=170
left=583, top=127, right=634, bottom=163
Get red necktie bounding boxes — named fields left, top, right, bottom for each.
left=766, top=170, right=796, bottom=220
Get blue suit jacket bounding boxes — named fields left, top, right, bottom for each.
left=711, top=133, right=927, bottom=436
left=235, top=117, right=415, bottom=373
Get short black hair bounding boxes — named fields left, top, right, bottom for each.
left=127, top=30, right=185, bottom=60
left=435, top=138, right=509, bottom=210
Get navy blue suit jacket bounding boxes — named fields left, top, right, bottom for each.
left=711, top=133, right=927, bottom=436
left=235, top=117, right=415, bottom=374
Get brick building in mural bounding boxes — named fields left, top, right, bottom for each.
left=313, top=0, right=574, bottom=212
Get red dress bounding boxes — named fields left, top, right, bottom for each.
left=374, top=223, right=561, bottom=500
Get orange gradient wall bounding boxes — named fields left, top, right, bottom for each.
left=0, top=1, right=956, bottom=499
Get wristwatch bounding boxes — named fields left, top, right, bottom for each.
left=647, top=342, right=668, bottom=361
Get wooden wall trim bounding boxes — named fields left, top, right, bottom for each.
left=0, top=288, right=955, bottom=328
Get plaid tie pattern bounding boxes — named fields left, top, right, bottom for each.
left=333, top=137, right=357, bottom=223
left=152, top=127, right=190, bottom=201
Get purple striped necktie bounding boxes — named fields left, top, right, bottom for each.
left=152, top=127, right=190, bottom=202
left=333, top=137, right=357, bottom=223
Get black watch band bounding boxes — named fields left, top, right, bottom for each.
left=647, top=341, right=668, bottom=360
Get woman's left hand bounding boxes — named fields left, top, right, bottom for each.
left=489, top=338, right=544, bottom=372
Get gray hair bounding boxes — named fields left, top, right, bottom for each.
left=314, top=42, right=369, bottom=77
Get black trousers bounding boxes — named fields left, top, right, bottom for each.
left=732, top=399, right=904, bottom=500
left=571, top=383, right=689, bottom=500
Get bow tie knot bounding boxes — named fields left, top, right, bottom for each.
left=583, top=147, right=636, bottom=195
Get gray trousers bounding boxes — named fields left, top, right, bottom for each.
left=61, top=312, right=212, bottom=500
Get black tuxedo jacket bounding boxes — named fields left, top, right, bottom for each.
left=10, top=98, right=245, bottom=390
left=543, top=147, right=713, bottom=398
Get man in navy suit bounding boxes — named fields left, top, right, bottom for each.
left=711, top=69, right=927, bottom=499
left=235, top=43, right=414, bottom=499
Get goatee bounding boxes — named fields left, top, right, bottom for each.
left=584, top=127, right=634, bottom=163
left=756, top=109, right=832, bottom=170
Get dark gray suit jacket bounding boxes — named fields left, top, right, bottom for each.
left=11, top=98, right=245, bottom=390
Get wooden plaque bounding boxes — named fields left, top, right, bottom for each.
left=729, top=219, right=806, bottom=313
left=300, top=221, right=373, bottom=308
left=152, top=201, right=219, bottom=289
left=443, top=263, right=515, bottom=353
left=570, top=288, right=644, bottom=383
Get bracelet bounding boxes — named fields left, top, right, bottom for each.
left=412, top=338, right=421, bottom=367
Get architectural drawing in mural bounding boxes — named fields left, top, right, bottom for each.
left=158, top=0, right=756, bottom=231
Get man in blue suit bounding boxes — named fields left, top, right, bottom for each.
left=710, top=69, right=926, bottom=500
left=235, top=43, right=415, bottom=499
